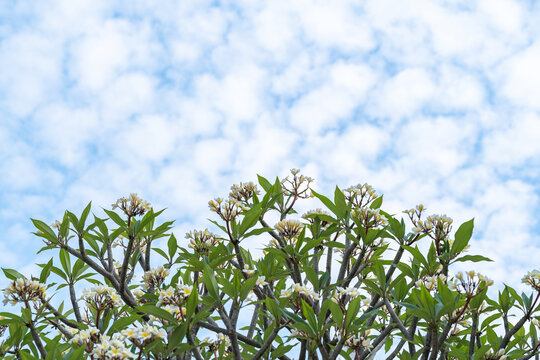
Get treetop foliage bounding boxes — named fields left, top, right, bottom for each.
left=1, top=170, right=539, bottom=360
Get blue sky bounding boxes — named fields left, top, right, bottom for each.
left=1, top=0, right=540, bottom=310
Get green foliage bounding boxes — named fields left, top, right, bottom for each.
left=0, top=172, right=539, bottom=360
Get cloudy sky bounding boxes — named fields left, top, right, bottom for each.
left=1, top=0, right=539, bottom=305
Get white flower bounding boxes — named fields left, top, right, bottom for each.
left=256, top=276, right=268, bottom=287
left=243, top=265, right=256, bottom=276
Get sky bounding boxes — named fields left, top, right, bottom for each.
left=1, top=0, right=540, bottom=311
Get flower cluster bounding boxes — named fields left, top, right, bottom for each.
left=266, top=238, right=281, bottom=250
left=132, top=288, right=145, bottom=299
left=415, top=274, right=447, bottom=291
left=157, top=284, right=193, bottom=305
left=344, top=183, right=378, bottom=208
left=484, top=348, right=507, bottom=360
left=282, top=284, right=320, bottom=301
left=450, top=271, right=493, bottom=296
left=186, top=230, right=221, bottom=255
left=522, top=269, right=540, bottom=291
left=275, top=220, right=303, bottom=238
left=69, top=326, right=101, bottom=347
left=302, top=208, right=330, bottom=228
left=68, top=327, right=136, bottom=359
left=154, top=283, right=193, bottom=321
left=121, top=324, right=167, bottom=347
left=403, top=204, right=425, bottom=218
left=91, top=334, right=136, bottom=360
left=332, top=287, right=363, bottom=302
left=163, top=304, right=187, bottom=319
left=229, top=182, right=259, bottom=203
left=344, top=332, right=372, bottom=350
left=410, top=213, right=453, bottom=241
left=112, top=193, right=151, bottom=217
left=142, top=266, right=170, bottom=290
left=281, top=169, right=313, bottom=198
left=81, top=285, right=122, bottom=310
left=351, top=207, right=388, bottom=228
left=2, top=278, right=47, bottom=305
left=201, top=333, right=231, bottom=355
left=208, top=198, right=245, bottom=221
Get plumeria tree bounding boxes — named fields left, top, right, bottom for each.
left=1, top=170, right=540, bottom=360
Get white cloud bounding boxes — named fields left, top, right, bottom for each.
left=192, top=65, right=267, bottom=122
left=0, top=32, right=62, bottom=117
left=495, top=41, right=540, bottom=110
left=369, top=68, right=435, bottom=120
left=68, top=19, right=159, bottom=92
left=114, top=115, right=180, bottom=162
left=32, top=103, right=100, bottom=167
left=478, top=0, right=525, bottom=35
left=1, top=0, right=540, bottom=299
left=290, top=62, right=376, bottom=134
left=100, top=72, right=156, bottom=121
left=295, top=0, right=375, bottom=53
left=432, top=65, right=485, bottom=111
left=482, top=112, right=540, bottom=167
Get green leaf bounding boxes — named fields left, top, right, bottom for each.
left=152, top=247, right=169, bottom=261
left=202, top=264, right=220, bottom=302
left=452, top=255, right=492, bottom=263
left=2, top=268, right=25, bottom=281
left=324, top=241, right=345, bottom=249
left=63, top=345, right=85, bottom=360
left=280, top=309, right=312, bottom=336
left=103, top=209, right=126, bottom=228
left=72, top=259, right=87, bottom=280
left=319, top=271, right=330, bottom=290
left=20, top=352, right=40, bottom=360
left=271, top=344, right=295, bottom=359
left=50, top=266, right=68, bottom=281
left=31, top=219, right=58, bottom=244
left=334, top=186, right=347, bottom=218
left=139, top=208, right=165, bottom=231
left=242, top=227, right=273, bottom=238
left=311, top=190, right=338, bottom=217
left=238, top=203, right=263, bottom=237
left=263, top=248, right=290, bottom=261
left=370, top=195, right=383, bottom=209
left=303, top=266, right=319, bottom=291
left=451, top=218, right=474, bottom=256
left=257, top=174, right=272, bottom=192
left=301, top=300, right=318, bottom=331
left=39, top=259, right=54, bottom=283
left=137, top=304, right=177, bottom=323
left=239, top=276, right=258, bottom=300
left=59, top=212, right=70, bottom=238
left=78, top=202, right=92, bottom=232
left=402, top=245, right=429, bottom=268
left=168, top=234, right=178, bottom=260
left=169, top=323, right=188, bottom=348
left=328, top=300, right=343, bottom=326
left=59, top=248, right=71, bottom=277
left=373, top=261, right=387, bottom=288
left=345, top=297, right=362, bottom=328
left=185, top=286, right=199, bottom=322
left=107, top=315, right=140, bottom=335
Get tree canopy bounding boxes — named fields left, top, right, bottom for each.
left=1, top=170, right=539, bottom=360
